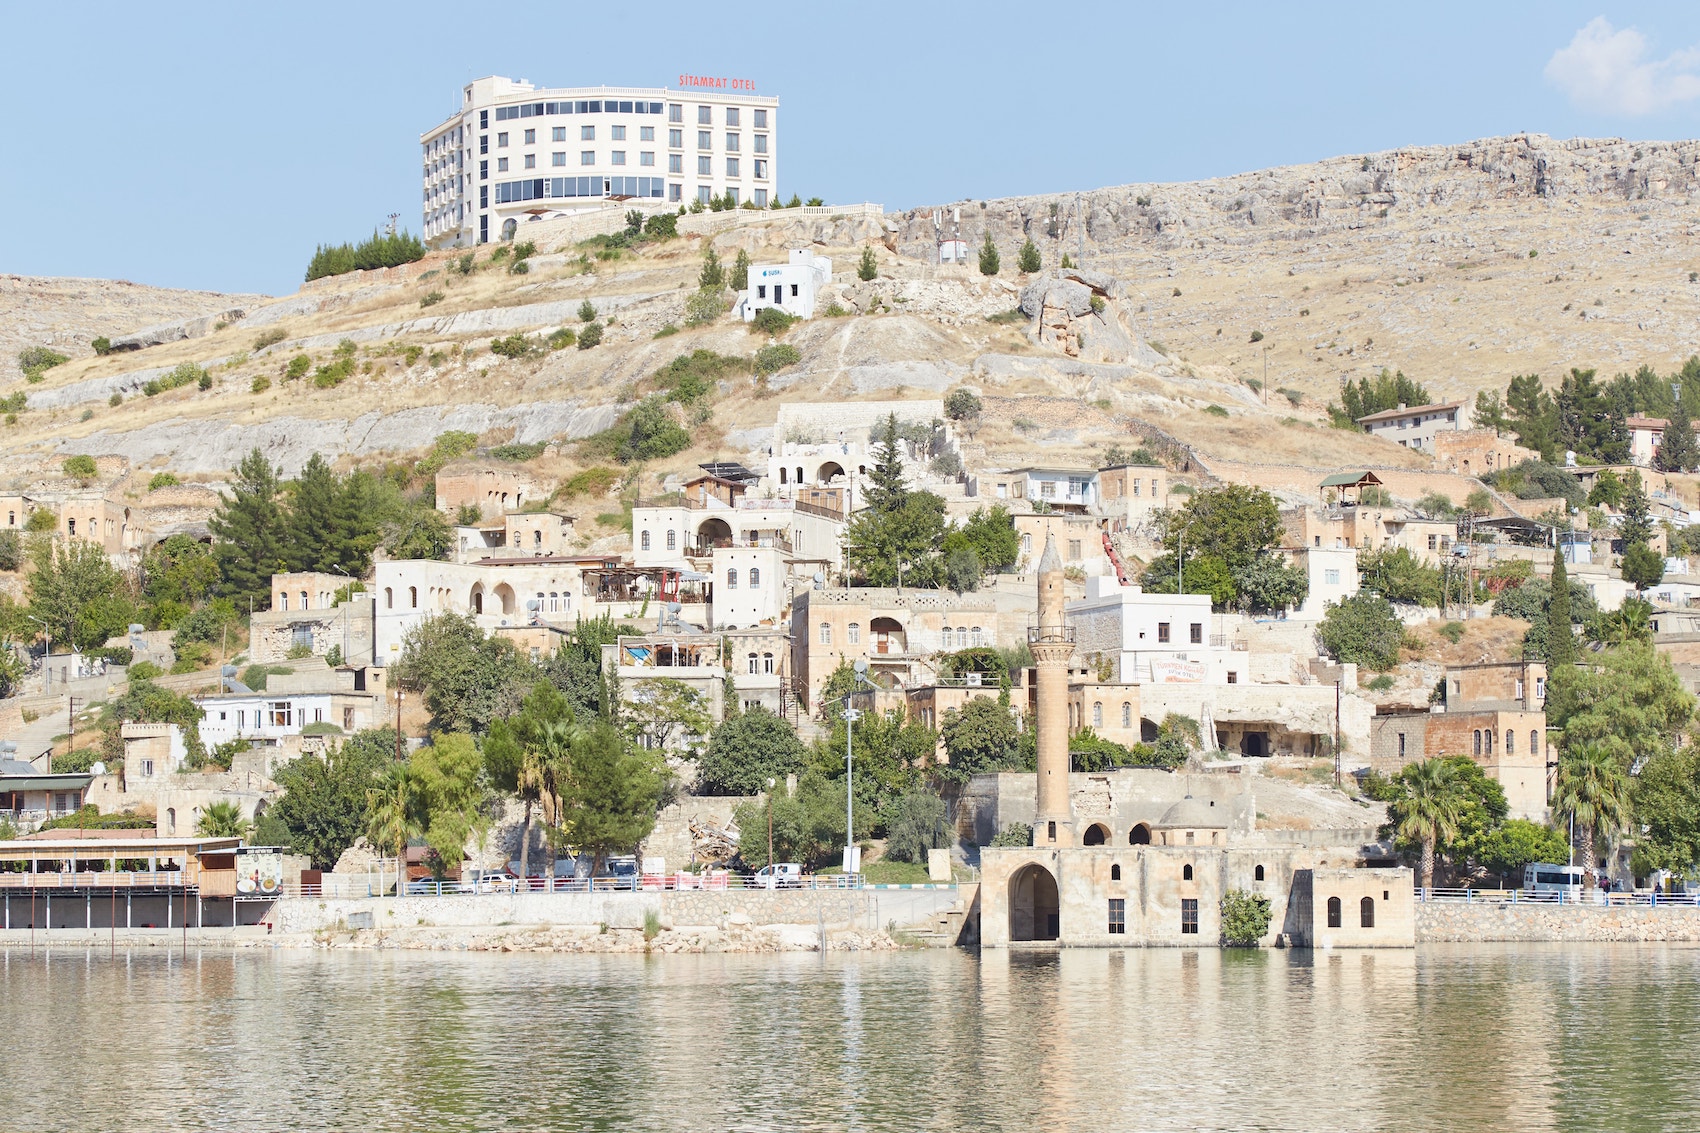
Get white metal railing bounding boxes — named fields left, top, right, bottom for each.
left=1418, top=887, right=1700, bottom=907
left=269, top=873, right=961, bottom=899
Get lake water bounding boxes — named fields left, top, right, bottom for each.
left=3, top=944, right=1697, bottom=1131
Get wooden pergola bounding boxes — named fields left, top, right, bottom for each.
left=1320, top=471, right=1384, bottom=506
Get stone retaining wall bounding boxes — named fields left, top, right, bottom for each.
left=1417, top=901, right=1700, bottom=942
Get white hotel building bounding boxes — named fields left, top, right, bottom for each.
left=420, top=76, right=780, bottom=246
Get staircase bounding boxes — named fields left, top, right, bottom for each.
left=893, top=884, right=979, bottom=948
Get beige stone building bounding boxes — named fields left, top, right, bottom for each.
left=790, top=585, right=999, bottom=711
left=434, top=465, right=545, bottom=519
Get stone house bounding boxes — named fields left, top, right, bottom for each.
left=790, top=585, right=1000, bottom=711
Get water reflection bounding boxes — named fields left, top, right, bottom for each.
left=1, top=944, right=1697, bottom=1131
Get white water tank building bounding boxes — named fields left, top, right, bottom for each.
left=739, top=250, right=831, bottom=322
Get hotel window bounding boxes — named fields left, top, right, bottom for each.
left=819, top=622, right=832, bottom=645
left=697, top=186, right=712, bottom=204
left=497, top=132, right=509, bottom=147
left=479, top=133, right=488, bottom=154
left=523, top=128, right=535, bottom=144
left=1181, top=899, right=1199, bottom=934
left=612, top=151, right=626, bottom=165
left=669, top=128, right=682, bottom=148
left=847, top=622, right=860, bottom=644
left=698, top=105, right=711, bottom=124
left=581, top=151, right=595, bottom=165
left=523, top=154, right=535, bottom=169
left=479, top=160, right=487, bottom=180
left=611, top=125, right=626, bottom=141
left=754, top=189, right=767, bottom=206
left=553, top=152, right=566, bottom=166
left=553, top=126, right=566, bottom=142
left=725, top=133, right=740, bottom=152
left=755, top=134, right=768, bottom=154
left=669, top=184, right=681, bottom=202
left=1190, top=623, right=1203, bottom=644
left=640, top=126, right=654, bottom=141
left=725, top=107, right=739, bottom=127
left=698, top=156, right=712, bottom=175
left=726, top=158, right=740, bottom=178
left=641, top=151, right=655, bottom=166
left=1157, top=622, right=1171, bottom=643
left=1108, top=899, right=1126, bottom=935
left=640, top=531, right=650, bottom=550
left=666, top=529, right=676, bottom=549
left=749, top=567, right=760, bottom=587
left=754, top=109, right=767, bottom=128
left=669, top=103, right=683, bottom=122
left=669, top=154, right=682, bottom=174
left=581, top=125, right=595, bottom=140
left=497, top=157, right=508, bottom=171
left=698, top=130, right=712, bottom=150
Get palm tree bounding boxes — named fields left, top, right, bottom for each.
left=196, top=800, right=252, bottom=840
left=365, top=765, right=417, bottom=893
left=516, top=717, right=580, bottom=883
left=1553, top=743, right=1633, bottom=887
left=1392, top=759, right=1465, bottom=890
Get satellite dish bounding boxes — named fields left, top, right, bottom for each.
left=667, top=601, right=682, bottom=613
left=525, top=599, right=540, bottom=612
left=90, top=761, right=106, bottom=776
left=813, top=572, right=825, bottom=588
left=853, top=659, right=868, bottom=676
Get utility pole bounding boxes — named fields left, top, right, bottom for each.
left=1334, top=679, right=1343, bottom=788
left=394, top=688, right=404, bottom=762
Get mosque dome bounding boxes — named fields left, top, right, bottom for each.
left=1156, top=794, right=1227, bottom=829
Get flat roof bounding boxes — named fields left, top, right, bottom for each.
left=1356, top=402, right=1464, bottom=425
left=0, top=834, right=240, bottom=854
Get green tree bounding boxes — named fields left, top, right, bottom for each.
left=482, top=681, right=580, bottom=881
left=140, top=534, right=222, bottom=627
left=883, top=788, right=949, bottom=863
left=1631, top=743, right=1700, bottom=875
left=1472, top=389, right=1511, bottom=436
left=1622, top=542, right=1666, bottom=591
left=1656, top=404, right=1699, bottom=472
left=1358, top=547, right=1442, bottom=608
left=62, top=454, right=98, bottom=482
left=857, top=245, right=878, bottom=281
left=392, top=613, right=531, bottom=734
left=1587, top=468, right=1624, bottom=508
left=845, top=491, right=948, bottom=587
left=938, top=696, right=1019, bottom=784
left=698, top=706, right=807, bottom=796
left=1620, top=470, right=1653, bottom=547
left=209, top=448, right=290, bottom=609
left=616, top=398, right=692, bottom=462
left=939, top=505, right=1020, bottom=585
left=195, top=799, right=252, bottom=840
left=0, top=529, right=19, bottom=572
left=1545, top=551, right=1575, bottom=668
left=1552, top=743, right=1633, bottom=882
left=1316, top=592, right=1404, bottom=670
left=364, top=764, right=419, bottom=876
left=621, top=677, right=713, bottom=757
left=1017, top=239, right=1042, bottom=274
left=1219, top=890, right=1272, bottom=946
left=1230, top=553, right=1310, bottom=615
left=730, top=248, right=750, bottom=291
left=977, top=232, right=1000, bottom=276
left=27, top=537, right=136, bottom=652
left=1506, top=373, right=1560, bottom=462
left=560, top=723, right=667, bottom=870
left=1473, top=818, right=1571, bottom=883
left=269, top=728, right=396, bottom=869
left=698, top=248, right=724, bottom=290
left=944, top=388, right=982, bottom=424
left=1544, top=640, right=1694, bottom=766
left=1161, top=484, right=1284, bottom=576
left=408, top=732, right=485, bottom=876
left=1388, top=758, right=1466, bottom=889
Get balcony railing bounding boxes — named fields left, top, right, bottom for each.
left=1027, top=625, right=1075, bottom=644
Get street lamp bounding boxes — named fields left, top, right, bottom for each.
left=839, top=659, right=872, bottom=875
left=766, top=776, right=776, bottom=876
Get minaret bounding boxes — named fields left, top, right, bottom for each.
left=1030, top=530, right=1076, bottom=845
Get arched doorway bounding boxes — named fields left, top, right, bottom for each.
left=1129, top=823, right=1151, bottom=845
left=697, top=517, right=732, bottom=553
left=493, top=583, right=517, bottom=616
left=817, top=461, right=846, bottom=483
left=1010, top=863, right=1060, bottom=942
left=870, top=616, right=905, bottom=656
left=1083, top=823, right=1108, bottom=845
left=501, top=217, right=517, bottom=241
left=470, top=584, right=485, bottom=615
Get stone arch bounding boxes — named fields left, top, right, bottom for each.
left=501, top=217, right=517, bottom=241
left=470, top=583, right=485, bottom=616
left=493, top=583, right=517, bottom=616
left=870, top=616, right=905, bottom=656
left=1254, top=864, right=1265, bottom=881
left=1009, top=863, right=1060, bottom=942
left=697, top=517, right=732, bottom=551
left=817, top=460, right=846, bottom=484
left=1083, top=823, right=1109, bottom=846
left=1129, top=823, right=1151, bottom=845
left=1140, top=718, right=1160, bottom=743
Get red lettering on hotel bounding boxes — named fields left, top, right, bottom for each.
left=678, top=75, right=756, bottom=91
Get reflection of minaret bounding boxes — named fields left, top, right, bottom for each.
left=1031, top=529, right=1076, bottom=845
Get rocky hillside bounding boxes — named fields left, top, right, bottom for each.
left=0, top=275, right=269, bottom=373
left=4, top=134, right=1697, bottom=497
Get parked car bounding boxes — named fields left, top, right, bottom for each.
left=751, top=863, right=804, bottom=889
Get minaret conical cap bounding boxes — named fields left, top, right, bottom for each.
left=1037, top=531, right=1062, bottom=574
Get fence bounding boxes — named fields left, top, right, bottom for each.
left=1418, top=887, right=1700, bottom=907
left=278, top=872, right=908, bottom=899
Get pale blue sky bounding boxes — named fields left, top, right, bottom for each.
left=5, top=2, right=1700, bottom=295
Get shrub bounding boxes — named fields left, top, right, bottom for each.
left=684, top=289, right=725, bottom=326
left=25, top=508, right=56, bottom=533
left=304, top=229, right=425, bottom=281
left=512, top=240, right=537, bottom=261
left=557, top=466, right=620, bottom=499
left=141, top=361, right=207, bottom=397
left=578, top=299, right=597, bottom=323
left=128, top=661, right=163, bottom=680
left=1249, top=329, right=1264, bottom=342
left=509, top=259, right=530, bottom=275
left=985, top=308, right=1025, bottom=325
left=79, top=408, right=93, bottom=422
left=197, top=370, right=213, bottom=390
left=251, top=375, right=272, bottom=394
left=1220, top=890, right=1272, bottom=946
left=108, top=392, right=122, bottom=407
left=699, top=249, right=725, bottom=290
left=489, top=333, right=540, bottom=359
left=547, top=327, right=577, bottom=350
left=19, top=346, right=69, bottom=380
left=749, top=307, right=797, bottom=336
left=988, top=823, right=1032, bottom=847
left=978, top=232, right=1000, bottom=276
left=91, top=336, right=112, bottom=356
left=753, top=343, right=800, bottom=376
left=1365, top=673, right=1396, bottom=691
left=858, top=245, right=878, bottom=281
left=62, top=454, right=98, bottom=481
left=1439, top=621, right=1466, bottom=644
left=0, top=529, right=20, bottom=571
left=148, top=472, right=180, bottom=491
left=490, top=442, right=546, bottom=462
left=1203, top=405, right=1229, bottom=417
left=644, top=212, right=678, bottom=239
left=403, top=345, right=423, bottom=366
left=653, top=324, right=679, bottom=339
left=1089, top=294, right=1107, bottom=314
left=420, top=290, right=445, bottom=307
left=577, top=322, right=603, bottom=350
left=312, top=357, right=355, bottom=388
left=884, top=789, right=950, bottom=864
left=284, top=354, right=311, bottom=380
left=253, top=328, right=286, bottom=351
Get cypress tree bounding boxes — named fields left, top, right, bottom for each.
left=1656, top=406, right=1699, bottom=473
left=1546, top=549, right=1574, bottom=668
left=864, top=414, right=908, bottom=514
left=978, top=233, right=1000, bottom=277
left=209, top=448, right=290, bottom=609
left=731, top=248, right=750, bottom=292
left=288, top=453, right=341, bottom=573
left=1018, top=239, right=1041, bottom=274
left=699, top=248, right=724, bottom=290
left=1620, top=471, right=1653, bottom=547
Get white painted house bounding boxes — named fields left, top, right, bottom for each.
left=1290, top=546, right=1360, bottom=620
left=1066, top=576, right=1248, bottom=685
left=738, top=250, right=831, bottom=321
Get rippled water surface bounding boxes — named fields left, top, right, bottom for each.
left=3, top=944, right=1699, bottom=1131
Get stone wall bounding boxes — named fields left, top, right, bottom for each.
left=1416, top=900, right=1700, bottom=942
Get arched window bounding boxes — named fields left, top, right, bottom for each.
left=300, top=591, right=309, bottom=609
left=1473, top=730, right=1482, bottom=755
left=1360, top=896, right=1376, bottom=928
left=1129, top=824, right=1151, bottom=845
left=763, top=652, right=774, bottom=674
left=1327, top=896, right=1342, bottom=928
left=748, top=653, right=759, bottom=674
left=1122, top=702, right=1132, bottom=729
left=749, top=567, right=760, bottom=588
left=1110, top=864, right=1121, bottom=881
left=640, top=530, right=651, bottom=550
left=409, top=586, right=418, bottom=608
left=796, top=466, right=804, bottom=483
left=1532, top=730, right=1540, bottom=755
left=1092, top=702, right=1103, bottom=728
left=166, top=807, right=176, bottom=834
left=942, top=625, right=952, bottom=646
left=666, top=530, right=676, bottom=549
left=1505, top=730, right=1515, bottom=754
left=971, top=626, right=983, bottom=647
left=726, top=568, right=738, bottom=588
left=279, top=592, right=289, bottom=611
left=819, top=623, right=832, bottom=645
left=847, top=622, right=861, bottom=645
left=1182, top=864, right=1193, bottom=881
left=779, top=467, right=788, bottom=484
left=384, top=587, right=394, bottom=609
left=1485, top=729, right=1494, bottom=755
left=1254, top=864, right=1265, bottom=881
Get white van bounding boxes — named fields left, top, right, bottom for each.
left=751, top=863, right=804, bottom=889
left=1524, top=863, right=1585, bottom=901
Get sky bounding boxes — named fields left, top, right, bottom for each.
left=5, top=2, right=1700, bottom=295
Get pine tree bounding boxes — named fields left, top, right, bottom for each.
left=209, top=448, right=290, bottom=609
left=698, top=248, right=724, bottom=290
left=1620, top=471, right=1653, bottom=547
left=864, top=413, right=908, bottom=514
left=1546, top=550, right=1574, bottom=669
left=978, top=233, right=1000, bottom=276
left=1656, top=405, right=1699, bottom=473
left=1018, top=239, right=1041, bottom=274
left=857, top=245, right=878, bottom=282
left=730, top=248, right=750, bottom=292
left=288, top=453, right=341, bottom=573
